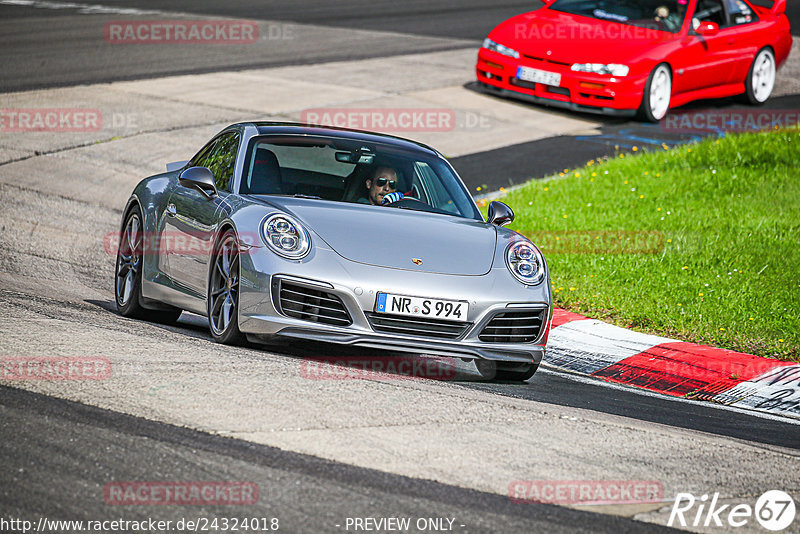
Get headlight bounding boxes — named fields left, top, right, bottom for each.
left=506, top=241, right=545, bottom=285
left=261, top=213, right=311, bottom=259
left=482, top=38, right=520, bottom=59
left=571, top=63, right=630, bottom=76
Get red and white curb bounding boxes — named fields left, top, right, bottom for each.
left=544, top=309, right=800, bottom=420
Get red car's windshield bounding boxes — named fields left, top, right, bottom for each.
left=549, top=0, right=688, bottom=33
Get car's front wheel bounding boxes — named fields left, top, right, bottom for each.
left=742, top=48, right=776, bottom=105
left=208, top=229, right=246, bottom=345
left=639, top=63, right=672, bottom=122
left=476, top=360, right=539, bottom=382
left=115, top=206, right=181, bottom=323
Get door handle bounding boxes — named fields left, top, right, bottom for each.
left=166, top=203, right=177, bottom=217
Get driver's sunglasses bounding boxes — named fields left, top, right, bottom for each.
left=375, top=177, right=397, bottom=189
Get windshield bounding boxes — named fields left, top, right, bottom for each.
left=549, top=0, right=688, bottom=33
left=240, top=135, right=481, bottom=220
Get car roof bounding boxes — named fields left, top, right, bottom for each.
left=236, top=121, right=441, bottom=156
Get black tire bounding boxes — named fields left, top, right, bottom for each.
left=208, top=229, right=246, bottom=345
left=476, top=360, right=539, bottom=382
left=115, top=206, right=182, bottom=324
left=741, top=47, right=776, bottom=105
left=638, top=63, right=672, bottom=123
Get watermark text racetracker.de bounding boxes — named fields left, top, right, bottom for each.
left=525, top=230, right=665, bottom=255
left=104, top=20, right=261, bottom=44
left=1, top=516, right=280, bottom=533
left=104, top=231, right=261, bottom=256
left=0, top=108, right=101, bottom=132
left=104, top=481, right=259, bottom=505
left=509, top=480, right=663, bottom=506
left=301, top=356, right=458, bottom=381
left=301, top=108, right=491, bottom=132
left=513, top=22, right=670, bottom=43
left=1, top=357, right=111, bottom=380
left=662, top=109, right=800, bottom=134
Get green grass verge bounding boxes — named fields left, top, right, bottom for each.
left=491, top=128, right=800, bottom=361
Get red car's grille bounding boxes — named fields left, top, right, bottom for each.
left=522, top=54, right=570, bottom=67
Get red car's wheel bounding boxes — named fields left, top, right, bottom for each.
left=743, top=48, right=776, bottom=105
left=639, top=64, right=672, bottom=123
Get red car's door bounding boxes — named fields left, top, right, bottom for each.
left=719, top=0, right=767, bottom=83
left=673, top=0, right=741, bottom=93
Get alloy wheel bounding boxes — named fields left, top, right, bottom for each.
left=209, top=234, right=240, bottom=336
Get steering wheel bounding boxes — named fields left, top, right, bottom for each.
left=694, top=4, right=722, bottom=22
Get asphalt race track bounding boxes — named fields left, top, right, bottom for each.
left=1, top=2, right=799, bottom=533
left=2, top=0, right=799, bottom=183
left=1, top=385, right=676, bottom=534
left=2, top=0, right=799, bottom=90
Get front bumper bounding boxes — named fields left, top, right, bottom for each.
left=475, top=48, right=646, bottom=117
left=237, top=246, right=551, bottom=364
left=247, top=324, right=545, bottom=364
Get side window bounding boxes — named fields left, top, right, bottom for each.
left=415, top=162, right=459, bottom=215
left=724, top=0, right=757, bottom=25
left=205, top=132, right=240, bottom=192
left=189, top=139, right=218, bottom=168
left=692, top=0, right=725, bottom=29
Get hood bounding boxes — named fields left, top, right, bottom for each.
left=255, top=197, right=496, bottom=276
left=491, top=9, right=673, bottom=64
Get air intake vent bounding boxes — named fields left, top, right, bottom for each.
left=479, top=310, right=545, bottom=343
left=278, top=281, right=352, bottom=326
left=522, top=55, right=570, bottom=67
left=366, top=313, right=469, bottom=340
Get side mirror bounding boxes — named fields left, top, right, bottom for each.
left=487, top=201, right=514, bottom=227
left=695, top=21, right=719, bottom=36
left=179, top=166, right=218, bottom=200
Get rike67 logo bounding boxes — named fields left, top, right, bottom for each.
left=669, top=490, right=796, bottom=531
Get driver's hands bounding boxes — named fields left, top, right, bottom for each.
left=382, top=191, right=405, bottom=205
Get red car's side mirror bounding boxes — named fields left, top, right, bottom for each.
left=695, top=21, right=720, bottom=36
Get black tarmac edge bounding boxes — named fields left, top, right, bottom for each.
left=0, top=385, right=678, bottom=534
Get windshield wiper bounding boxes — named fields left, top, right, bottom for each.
left=292, top=194, right=322, bottom=199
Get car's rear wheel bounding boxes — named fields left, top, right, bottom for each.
left=742, top=48, right=776, bottom=105
left=115, top=206, right=181, bottom=323
left=208, top=229, right=246, bottom=345
left=639, top=63, right=672, bottom=122
left=476, top=360, right=539, bottom=382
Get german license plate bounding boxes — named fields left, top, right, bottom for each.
left=517, top=66, right=561, bottom=86
left=375, top=293, right=468, bottom=322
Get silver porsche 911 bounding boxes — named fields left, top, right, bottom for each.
left=115, top=122, right=552, bottom=381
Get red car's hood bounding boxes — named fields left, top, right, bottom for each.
left=490, top=9, right=674, bottom=64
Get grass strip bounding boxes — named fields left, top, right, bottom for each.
left=488, top=128, right=799, bottom=361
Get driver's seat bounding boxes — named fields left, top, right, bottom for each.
left=341, top=163, right=374, bottom=203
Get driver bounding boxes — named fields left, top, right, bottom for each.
left=358, top=166, right=404, bottom=205
left=655, top=5, right=670, bottom=20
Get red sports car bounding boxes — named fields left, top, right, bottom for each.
left=476, top=0, right=792, bottom=121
